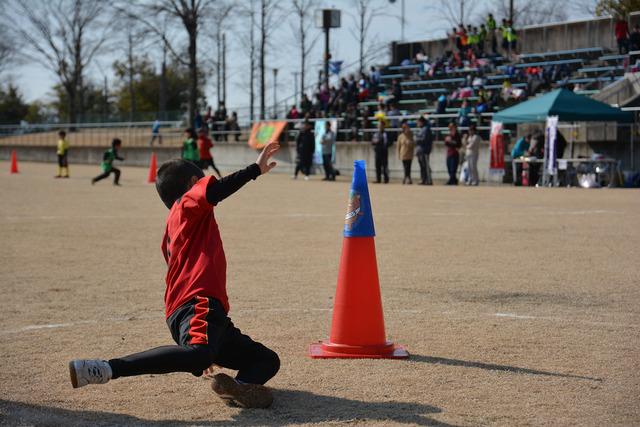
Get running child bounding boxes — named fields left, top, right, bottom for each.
left=92, top=139, right=125, bottom=186
left=198, top=127, right=222, bottom=178
left=182, top=127, right=200, bottom=164
left=55, top=130, right=70, bottom=178
left=69, top=143, right=281, bottom=409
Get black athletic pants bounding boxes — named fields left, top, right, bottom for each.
left=322, top=154, right=335, bottom=180
left=375, top=151, right=389, bottom=183
left=200, top=158, right=222, bottom=178
left=108, top=297, right=279, bottom=385
left=402, top=159, right=412, bottom=183
left=93, top=167, right=120, bottom=184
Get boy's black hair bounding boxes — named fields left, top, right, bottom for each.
left=155, top=159, right=205, bottom=209
left=112, top=138, right=122, bottom=148
left=58, top=130, right=66, bottom=137
left=184, top=128, right=196, bottom=139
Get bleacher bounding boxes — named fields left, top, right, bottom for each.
left=361, top=45, right=631, bottom=127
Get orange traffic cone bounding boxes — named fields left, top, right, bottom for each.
left=147, top=152, right=157, bottom=183
left=10, top=149, right=18, bottom=174
left=309, top=160, right=408, bottom=359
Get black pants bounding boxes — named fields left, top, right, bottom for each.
left=375, top=151, right=389, bottom=183
left=446, top=153, right=459, bottom=185
left=322, top=154, right=335, bottom=180
left=108, top=297, right=279, bottom=385
left=402, top=159, right=412, bottom=184
left=299, top=157, right=312, bottom=176
left=416, top=151, right=432, bottom=184
left=93, top=167, right=120, bottom=184
left=200, top=158, right=221, bottom=177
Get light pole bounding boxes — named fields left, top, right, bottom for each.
left=315, top=9, right=341, bottom=89
left=272, top=68, right=278, bottom=119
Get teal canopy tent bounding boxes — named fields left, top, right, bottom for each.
left=492, top=89, right=634, bottom=124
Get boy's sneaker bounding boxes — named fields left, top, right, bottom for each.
left=211, top=373, right=273, bottom=409
left=69, top=359, right=112, bottom=388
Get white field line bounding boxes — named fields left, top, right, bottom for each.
left=1, top=308, right=637, bottom=336
left=0, top=209, right=624, bottom=222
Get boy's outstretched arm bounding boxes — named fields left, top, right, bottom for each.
left=206, top=143, right=279, bottom=205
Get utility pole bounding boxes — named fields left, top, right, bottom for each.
left=401, top=0, right=405, bottom=41
left=272, top=68, right=278, bottom=119
left=509, top=0, right=514, bottom=24
left=103, top=75, right=108, bottom=122
left=222, top=33, right=227, bottom=104
left=460, top=0, right=464, bottom=24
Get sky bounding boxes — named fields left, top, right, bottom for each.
left=7, top=0, right=595, bottom=119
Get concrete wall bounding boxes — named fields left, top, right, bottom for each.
left=392, top=14, right=640, bottom=64
left=0, top=140, right=497, bottom=182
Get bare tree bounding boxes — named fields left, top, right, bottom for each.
left=349, top=0, right=385, bottom=74
left=432, top=0, right=481, bottom=27
left=291, top=0, right=320, bottom=101
left=5, top=0, right=107, bottom=123
left=259, top=0, right=282, bottom=120
left=116, top=0, right=220, bottom=127
left=207, top=2, right=233, bottom=107
left=490, top=0, right=568, bottom=26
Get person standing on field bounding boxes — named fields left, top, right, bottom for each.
left=415, top=116, right=433, bottom=185
left=445, top=122, right=462, bottom=185
left=372, top=120, right=392, bottom=184
left=396, top=119, right=415, bottom=185
left=55, top=130, right=70, bottom=178
left=463, top=123, right=481, bottom=186
left=321, top=121, right=336, bottom=181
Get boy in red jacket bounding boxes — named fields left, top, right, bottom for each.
left=69, top=143, right=281, bottom=409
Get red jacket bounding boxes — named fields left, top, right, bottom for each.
left=615, top=20, right=629, bottom=40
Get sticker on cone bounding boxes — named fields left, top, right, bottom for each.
left=309, top=160, right=408, bottom=359
left=344, top=160, right=374, bottom=237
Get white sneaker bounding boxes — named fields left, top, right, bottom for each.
left=69, top=359, right=112, bottom=388
left=304, top=176, right=310, bottom=181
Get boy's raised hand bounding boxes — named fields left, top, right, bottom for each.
left=255, top=143, right=280, bottom=174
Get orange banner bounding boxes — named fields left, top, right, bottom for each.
left=248, top=121, right=287, bottom=149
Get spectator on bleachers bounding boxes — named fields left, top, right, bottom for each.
left=463, top=123, right=481, bottom=186
left=300, top=93, right=312, bottom=114
left=343, top=102, right=359, bottom=141
left=456, top=25, right=467, bottom=53
left=415, top=116, right=433, bottom=185
left=397, top=119, right=415, bottom=185
left=458, top=100, right=472, bottom=127
left=615, top=17, right=630, bottom=54
left=389, top=79, right=403, bottom=104
left=486, top=14, right=497, bottom=54
left=370, top=66, right=381, bottom=93
left=630, top=25, right=640, bottom=51
left=372, top=120, right=392, bottom=184
left=287, top=105, right=300, bottom=121
left=445, top=122, right=462, bottom=185
left=479, top=24, right=487, bottom=56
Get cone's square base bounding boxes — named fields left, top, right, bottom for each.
left=308, top=341, right=409, bottom=359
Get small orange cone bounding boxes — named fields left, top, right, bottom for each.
left=147, top=152, right=157, bottom=183
left=10, top=149, right=18, bottom=174
left=309, top=160, right=408, bottom=359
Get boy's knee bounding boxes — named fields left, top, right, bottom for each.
left=262, top=347, right=280, bottom=378
left=190, top=345, right=216, bottom=376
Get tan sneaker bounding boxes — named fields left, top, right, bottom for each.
left=211, top=373, right=273, bottom=409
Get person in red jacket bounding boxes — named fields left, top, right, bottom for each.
left=198, top=126, right=222, bottom=178
left=615, top=17, right=630, bottom=54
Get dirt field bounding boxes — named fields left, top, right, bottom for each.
left=1, top=161, right=638, bottom=426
